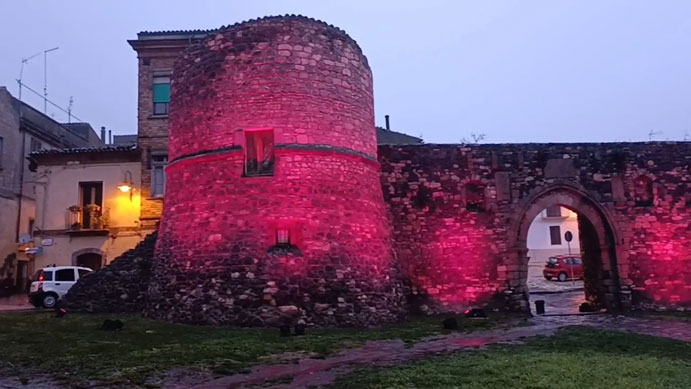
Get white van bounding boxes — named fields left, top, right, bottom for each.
left=28, top=266, right=93, bottom=308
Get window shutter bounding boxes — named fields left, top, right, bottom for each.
left=153, top=83, right=170, bottom=103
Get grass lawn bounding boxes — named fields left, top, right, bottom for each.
left=0, top=311, right=517, bottom=387
left=331, top=327, right=691, bottom=389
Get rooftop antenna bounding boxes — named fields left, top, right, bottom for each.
left=67, top=96, right=74, bottom=123
left=43, top=47, right=59, bottom=113
left=648, top=130, right=662, bottom=141
left=17, top=51, right=42, bottom=101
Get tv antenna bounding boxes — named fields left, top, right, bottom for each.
left=17, top=51, right=42, bottom=100
left=648, top=130, right=662, bottom=141
left=67, top=96, right=74, bottom=123
left=43, top=47, right=60, bottom=113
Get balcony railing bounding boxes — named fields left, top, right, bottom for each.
left=66, top=205, right=110, bottom=231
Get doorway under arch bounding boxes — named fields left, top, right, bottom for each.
left=508, top=185, right=625, bottom=314
left=73, top=249, right=105, bottom=271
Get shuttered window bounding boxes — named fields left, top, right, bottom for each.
left=549, top=226, right=562, bottom=245
left=153, top=75, right=170, bottom=115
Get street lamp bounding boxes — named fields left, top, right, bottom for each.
left=118, top=170, right=135, bottom=200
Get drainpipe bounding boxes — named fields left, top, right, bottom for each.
left=15, top=132, right=27, bottom=242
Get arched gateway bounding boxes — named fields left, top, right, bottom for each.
left=507, top=184, right=625, bottom=312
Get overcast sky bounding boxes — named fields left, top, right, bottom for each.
left=1, top=1, right=690, bottom=143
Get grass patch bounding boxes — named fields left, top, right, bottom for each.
left=0, top=311, right=517, bottom=387
left=331, top=326, right=691, bottom=389
left=637, top=311, right=691, bottom=322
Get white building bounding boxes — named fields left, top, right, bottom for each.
left=28, top=146, right=144, bottom=272
left=527, top=205, right=581, bottom=264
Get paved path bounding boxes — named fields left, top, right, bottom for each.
left=187, top=314, right=691, bottom=389
left=0, top=294, right=33, bottom=312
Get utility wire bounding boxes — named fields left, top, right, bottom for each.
left=16, top=79, right=86, bottom=123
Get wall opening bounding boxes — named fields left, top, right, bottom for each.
left=75, top=252, right=103, bottom=271
left=514, top=187, right=621, bottom=315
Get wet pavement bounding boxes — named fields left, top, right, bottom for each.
left=0, top=294, right=33, bottom=311
left=187, top=314, right=691, bottom=389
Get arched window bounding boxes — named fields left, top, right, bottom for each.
left=465, top=181, right=486, bottom=212
left=633, top=175, right=653, bottom=207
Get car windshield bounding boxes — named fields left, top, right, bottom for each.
left=546, top=257, right=559, bottom=267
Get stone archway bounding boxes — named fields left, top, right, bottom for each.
left=72, top=248, right=105, bottom=271
left=506, top=184, right=626, bottom=313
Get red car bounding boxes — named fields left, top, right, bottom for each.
left=543, top=255, right=583, bottom=281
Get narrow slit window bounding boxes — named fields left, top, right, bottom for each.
left=634, top=176, right=653, bottom=207
left=465, top=182, right=486, bottom=212
left=244, top=130, right=274, bottom=176
left=276, top=229, right=290, bottom=246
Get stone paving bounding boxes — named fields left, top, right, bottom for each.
left=187, top=314, right=691, bottom=389
left=0, top=294, right=33, bottom=311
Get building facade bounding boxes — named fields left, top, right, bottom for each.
left=0, top=87, right=102, bottom=293
left=527, top=205, right=581, bottom=264
left=29, top=146, right=142, bottom=272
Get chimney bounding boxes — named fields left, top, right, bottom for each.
left=385, top=115, right=390, bottom=130
left=108, top=130, right=112, bottom=145
left=100, top=126, right=106, bottom=143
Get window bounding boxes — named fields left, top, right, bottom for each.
left=79, top=182, right=103, bottom=229
left=34, top=270, right=53, bottom=281
left=151, top=153, right=168, bottom=197
left=465, top=182, right=485, bottom=212
left=276, top=229, right=291, bottom=246
left=634, top=175, right=653, bottom=207
left=152, top=75, right=171, bottom=115
left=30, top=137, right=42, bottom=152
left=0, top=136, right=3, bottom=168
left=28, top=218, right=34, bottom=237
left=244, top=130, right=275, bottom=176
left=549, top=226, right=562, bottom=245
left=55, top=269, right=76, bottom=282
left=77, top=269, right=92, bottom=278
left=545, top=205, right=562, bottom=217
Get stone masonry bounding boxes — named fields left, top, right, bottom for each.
left=379, top=142, right=691, bottom=313
left=145, top=16, right=406, bottom=327
left=64, top=232, right=156, bottom=312
left=67, top=16, right=690, bottom=326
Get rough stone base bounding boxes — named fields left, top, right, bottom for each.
left=144, top=249, right=407, bottom=327
left=64, top=232, right=156, bottom=312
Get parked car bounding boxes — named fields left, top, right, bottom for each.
left=543, top=255, right=583, bottom=282
left=28, top=266, right=92, bottom=308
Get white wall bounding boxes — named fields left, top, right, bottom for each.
left=35, top=162, right=141, bottom=231
left=527, top=206, right=580, bottom=251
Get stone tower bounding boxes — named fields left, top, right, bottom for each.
left=146, top=15, right=405, bottom=326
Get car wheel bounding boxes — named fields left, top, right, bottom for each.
left=544, top=276, right=552, bottom=281
left=42, top=293, right=58, bottom=309
left=558, top=272, right=568, bottom=282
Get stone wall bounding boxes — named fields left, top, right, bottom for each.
left=379, top=142, right=691, bottom=313
left=147, top=16, right=405, bottom=327
left=65, top=232, right=156, bottom=312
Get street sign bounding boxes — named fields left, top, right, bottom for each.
left=564, top=231, right=573, bottom=242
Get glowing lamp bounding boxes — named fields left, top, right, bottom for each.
left=118, top=170, right=135, bottom=200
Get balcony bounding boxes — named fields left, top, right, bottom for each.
left=66, top=205, right=110, bottom=236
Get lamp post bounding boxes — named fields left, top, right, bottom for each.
left=118, top=170, right=135, bottom=201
